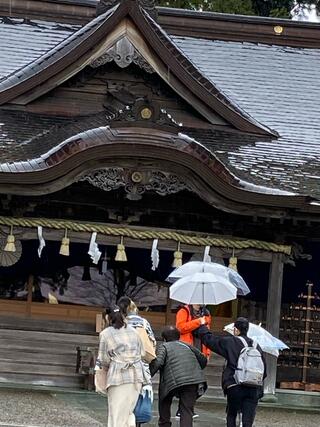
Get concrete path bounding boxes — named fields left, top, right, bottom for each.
left=0, top=389, right=318, bottom=427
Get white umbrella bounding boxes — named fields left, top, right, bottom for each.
left=169, top=271, right=237, bottom=305
left=167, top=261, right=250, bottom=296
left=224, top=322, right=289, bottom=357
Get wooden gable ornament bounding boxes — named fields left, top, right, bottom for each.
left=97, top=0, right=158, bottom=20
left=108, top=97, right=182, bottom=132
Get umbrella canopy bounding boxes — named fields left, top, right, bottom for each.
left=169, top=271, right=237, bottom=305
left=167, top=261, right=250, bottom=296
left=224, top=322, right=289, bottom=357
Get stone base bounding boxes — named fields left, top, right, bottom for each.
left=261, top=393, right=278, bottom=403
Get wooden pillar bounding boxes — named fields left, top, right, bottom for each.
left=165, top=287, right=172, bottom=326
left=263, top=253, right=284, bottom=400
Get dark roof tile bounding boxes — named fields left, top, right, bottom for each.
left=0, top=7, right=116, bottom=93
left=173, top=37, right=320, bottom=198
left=0, top=17, right=80, bottom=81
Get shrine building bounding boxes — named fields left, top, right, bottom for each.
left=0, top=0, right=320, bottom=398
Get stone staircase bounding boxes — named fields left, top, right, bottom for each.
left=0, top=324, right=98, bottom=388
left=0, top=316, right=225, bottom=398
left=203, top=353, right=225, bottom=401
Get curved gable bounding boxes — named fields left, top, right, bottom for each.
left=0, top=1, right=275, bottom=137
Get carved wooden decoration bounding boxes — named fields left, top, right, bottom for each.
left=97, top=0, right=158, bottom=20
left=106, top=97, right=183, bottom=130
left=90, top=37, right=154, bottom=73
left=79, top=168, right=191, bottom=200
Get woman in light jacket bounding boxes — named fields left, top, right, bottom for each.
left=97, top=305, right=146, bottom=427
left=118, top=296, right=156, bottom=382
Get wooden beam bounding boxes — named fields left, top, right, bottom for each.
left=14, top=227, right=274, bottom=262
left=263, top=253, right=284, bottom=399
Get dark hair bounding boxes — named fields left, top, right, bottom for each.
left=105, top=305, right=125, bottom=329
left=234, top=317, right=249, bottom=336
left=117, top=296, right=132, bottom=316
left=189, top=305, right=209, bottom=318
left=161, top=326, right=180, bottom=342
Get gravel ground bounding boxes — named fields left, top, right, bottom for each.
left=0, top=389, right=318, bottom=427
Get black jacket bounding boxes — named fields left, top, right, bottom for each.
left=197, top=327, right=267, bottom=391
left=150, top=340, right=207, bottom=401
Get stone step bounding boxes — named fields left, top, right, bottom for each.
left=198, top=386, right=225, bottom=402
left=0, top=341, right=84, bottom=355
left=0, top=316, right=96, bottom=334
left=0, top=361, right=77, bottom=376
left=152, top=384, right=225, bottom=402
left=208, top=355, right=225, bottom=367
left=0, top=329, right=93, bottom=389
left=0, top=329, right=98, bottom=344
left=0, top=372, right=84, bottom=388
left=0, top=350, right=77, bottom=366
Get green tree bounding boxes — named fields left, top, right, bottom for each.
left=157, top=0, right=319, bottom=18
left=158, top=0, right=255, bottom=14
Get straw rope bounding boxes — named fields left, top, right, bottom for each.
left=0, top=216, right=291, bottom=255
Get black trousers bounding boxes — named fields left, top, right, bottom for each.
left=226, top=385, right=259, bottom=427
left=158, top=384, right=198, bottom=427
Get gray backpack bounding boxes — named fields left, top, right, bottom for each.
left=234, top=337, right=264, bottom=387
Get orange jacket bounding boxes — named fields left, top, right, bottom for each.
left=176, top=305, right=212, bottom=358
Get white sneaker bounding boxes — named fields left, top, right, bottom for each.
left=175, top=412, right=199, bottom=419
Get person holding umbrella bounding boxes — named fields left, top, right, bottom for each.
left=170, top=267, right=238, bottom=420
left=176, top=304, right=212, bottom=358
left=194, top=317, right=267, bottom=427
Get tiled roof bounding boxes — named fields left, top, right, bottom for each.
left=173, top=37, right=320, bottom=197
left=0, top=108, right=317, bottom=202
left=0, top=17, right=80, bottom=81
left=0, top=110, right=108, bottom=170
left=0, top=8, right=118, bottom=93
left=0, top=9, right=319, bottom=199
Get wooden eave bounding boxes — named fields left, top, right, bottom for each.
left=158, top=7, right=320, bottom=49
left=0, top=1, right=276, bottom=137
left=0, top=0, right=96, bottom=24
left=2, top=1, right=320, bottom=48
left=0, top=126, right=316, bottom=217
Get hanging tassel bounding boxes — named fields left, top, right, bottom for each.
left=88, top=232, right=102, bottom=264
left=37, top=226, right=46, bottom=258
left=172, top=242, right=183, bottom=268
left=203, top=245, right=211, bottom=263
left=101, top=251, right=108, bottom=274
left=228, top=249, right=238, bottom=272
left=115, top=236, right=127, bottom=262
left=4, top=226, right=16, bottom=252
left=48, top=292, right=59, bottom=304
left=59, top=230, right=70, bottom=256
left=151, top=239, right=159, bottom=271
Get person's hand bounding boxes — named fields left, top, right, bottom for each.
left=193, top=325, right=210, bottom=338
left=199, top=317, right=207, bottom=325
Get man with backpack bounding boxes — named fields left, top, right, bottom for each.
left=194, top=317, right=266, bottom=427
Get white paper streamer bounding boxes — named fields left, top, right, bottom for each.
left=88, top=232, right=102, bottom=264
left=203, top=246, right=211, bottom=263
left=37, top=226, right=46, bottom=258
left=151, top=239, right=159, bottom=271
